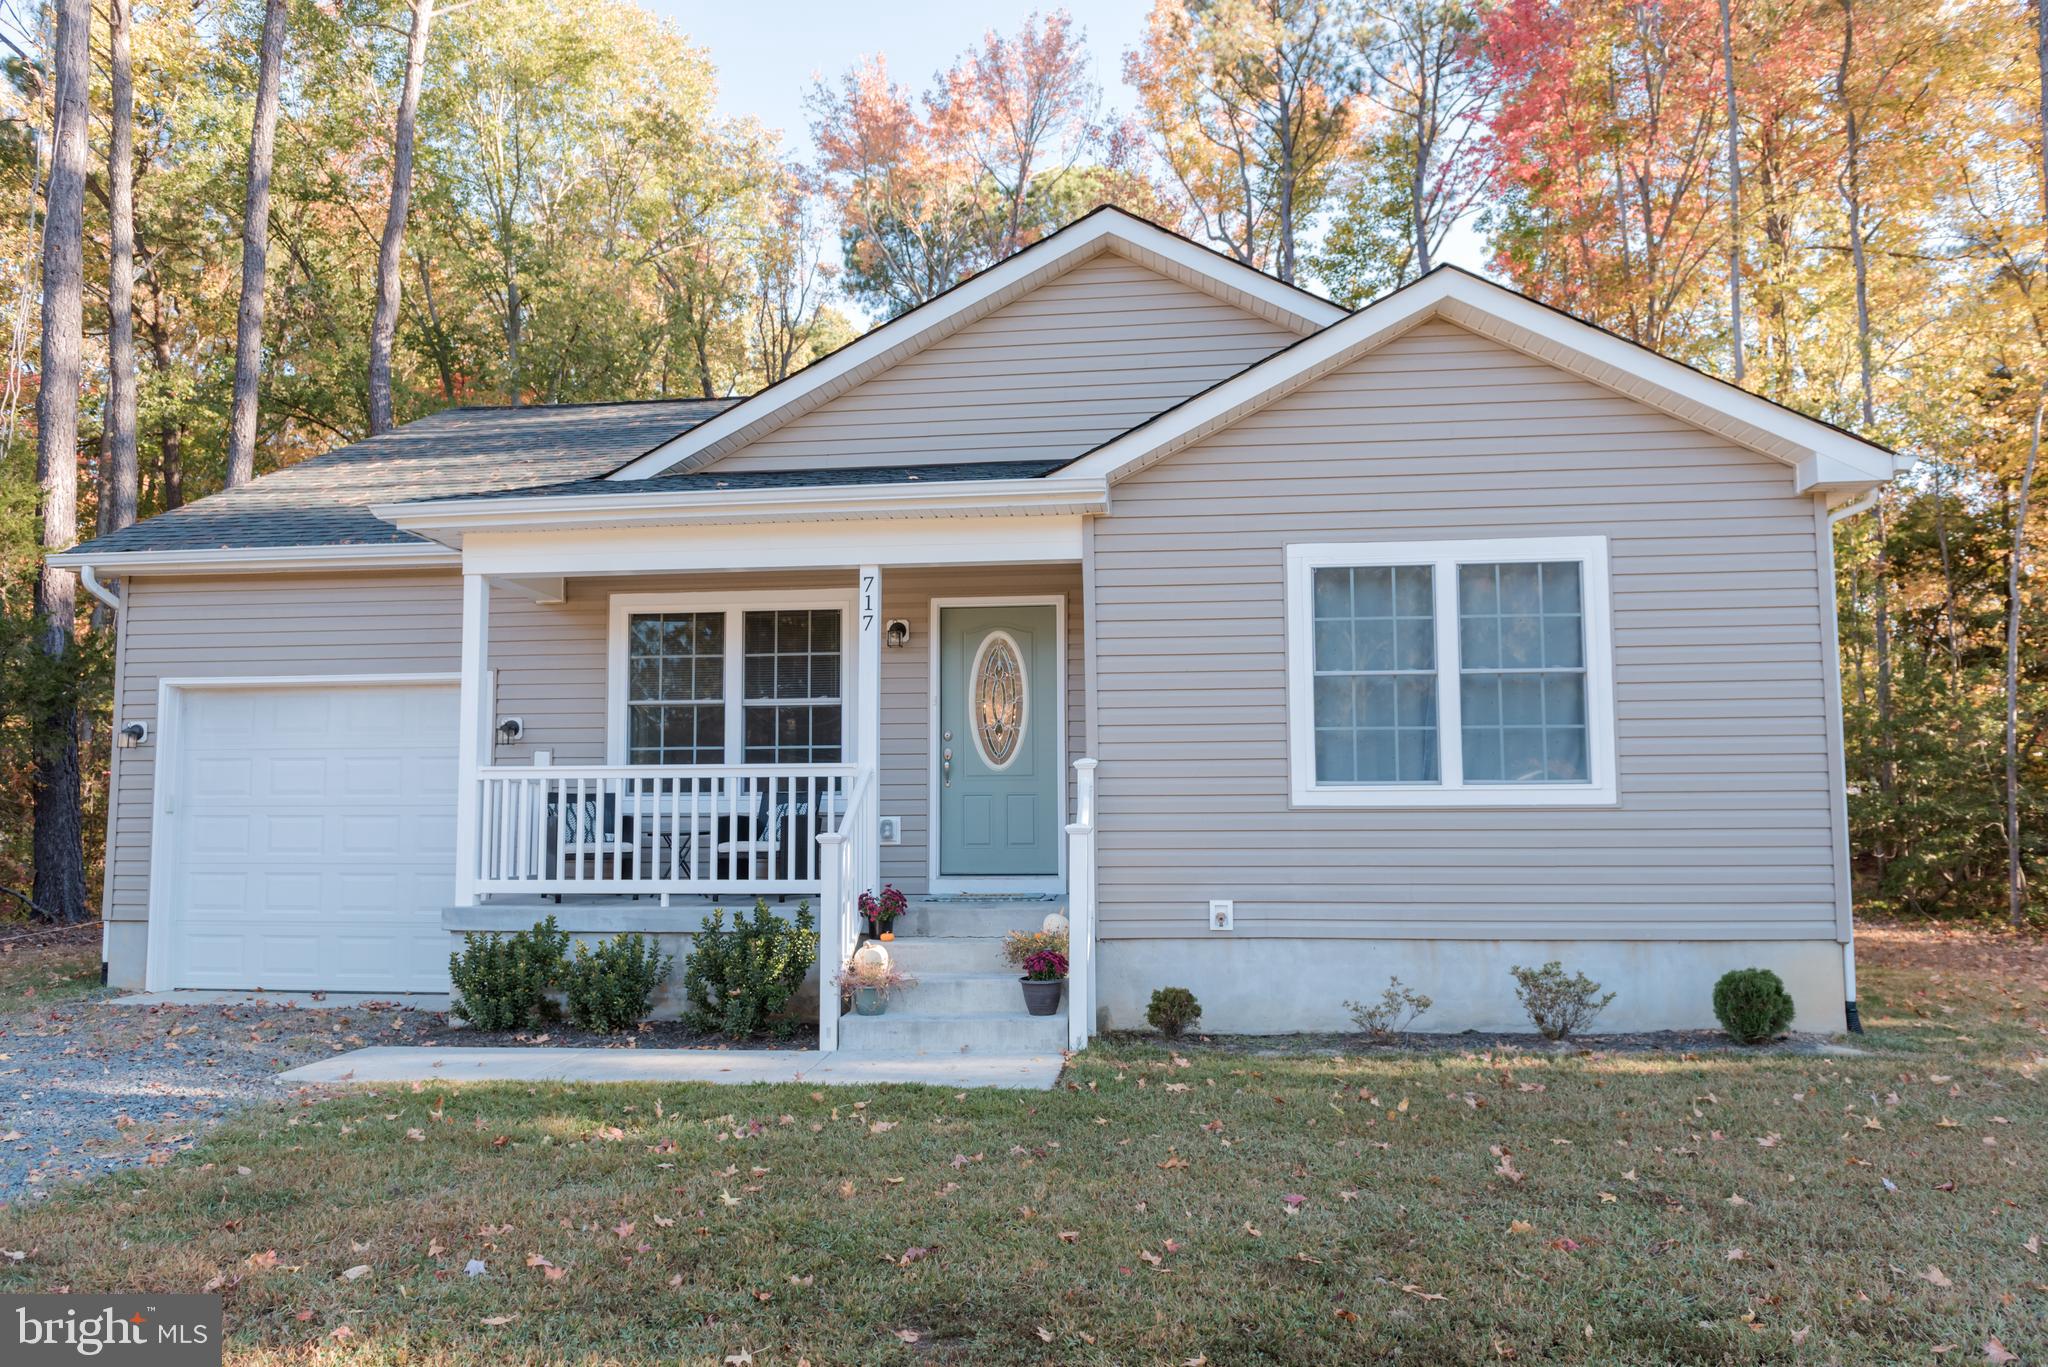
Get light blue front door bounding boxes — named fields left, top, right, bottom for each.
left=938, top=604, right=1060, bottom=878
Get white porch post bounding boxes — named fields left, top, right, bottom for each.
left=453, top=572, right=490, bottom=907
left=856, top=565, right=881, bottom=775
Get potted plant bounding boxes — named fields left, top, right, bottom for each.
left=1017, top=948, right=1067, bottom=1016
left=837, top=953, right=915, bottom=1016
left=858, top=884, right=907, bottom=942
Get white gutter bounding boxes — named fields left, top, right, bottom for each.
left=44, top=541, right=460, bottom=576
left=78, top=563, right=121, bottom=613
left=371, top=475, right=1112, bottom=542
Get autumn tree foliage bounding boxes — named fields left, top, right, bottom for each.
left=1125, top=0, right=1363, bottom=283
left=810, top=13, right=1110, bottom=316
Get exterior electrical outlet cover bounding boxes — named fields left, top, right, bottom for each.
left=1208, top=900, right=1233, bottom=932
left=878, top=815, right=901, bottom=846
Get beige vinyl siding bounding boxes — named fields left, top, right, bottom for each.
left=107, top=565, right=1086, bottom=923
left=711, top=254, right=1300, bottom=472
left=105, top=571, right=464, bottom=924
left=488, top=565, right=1084, bottom=894
left=1090, top=318, right=1843, bottom=943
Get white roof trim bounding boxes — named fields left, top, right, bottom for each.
left=606, top=207, right=1346, bottom=482
left=373, top=474, right=1112, bottom=548
left=1059, top=267, right=1901, bottom=494
left=44, top=541, right=459, bottom=575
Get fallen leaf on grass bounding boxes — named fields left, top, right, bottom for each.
left=893, top=1329, right=921, bottom=1344
left=1400, top=1284, right=1446, bottom=1302
left=1919, top=1266, right=1953, bottom=1289
left=479, top=1315, right=517, bottom=1327
left=1983, top=1338, right=2018, bottom=1363
left=1507, top=1220, right=1535, bottom=1235
left=1058, top=1230, right=1079, bottom=1244
left=339, top=1265, right=370, bottom=1281
left=897, top=1246, right=930, bottom=1268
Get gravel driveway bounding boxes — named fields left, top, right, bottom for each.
left=0, top=995, right=448, bottom=1204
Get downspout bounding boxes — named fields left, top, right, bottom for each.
left=79, top=563, right=121, bottom=983
left=80, top=563, right=121, bottom=614
left=1827, top=489, right=1879, bottom=1032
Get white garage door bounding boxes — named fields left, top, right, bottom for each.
left=164, top=681, right=457, bottom=992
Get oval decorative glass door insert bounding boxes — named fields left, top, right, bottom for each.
left=971, top=630, right=1027, bottom=769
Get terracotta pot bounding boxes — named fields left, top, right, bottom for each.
left=1019, top=977, right=1064, bottom=1017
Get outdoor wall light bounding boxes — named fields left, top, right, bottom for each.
left=117, top=721, right=148, bottom=748
left=495, top=717, right=524, bottom=745
left=885, top=619, right=911, bottom=648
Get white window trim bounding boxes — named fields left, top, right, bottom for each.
left=605, top=589, right=859, bottom=766
left=1285, top=536, right=1617, bottom=808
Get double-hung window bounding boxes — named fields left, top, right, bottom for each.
left=610, top=594, right=852, bottom=766
left=1286, top=537, right=1615, bottom=806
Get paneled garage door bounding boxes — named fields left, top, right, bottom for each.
left=163, top=681, right=457, bottom=992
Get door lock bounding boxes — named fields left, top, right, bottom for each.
left=943, top=747, right=952, bottom=785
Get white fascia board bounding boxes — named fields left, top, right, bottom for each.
left=42, top=541, right=458, bottom=575
left=1061, top=268, right=1899, bottom=493
left=460, top=514, right=1087, bottom=577
left=372, top=475, right=1110, bottom=543
left=607, top=209, right=1342, bottom=482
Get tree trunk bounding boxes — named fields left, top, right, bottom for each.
left=368, top=0, right=433, bottom=435
left=1836, top=0, right=1892, bottom=847
left=106, top=0, right=138, bottom=534
left=224, top=0, right=289, bottom=487
left=1412, top=98, right=1431, bottom=274
left=2008, top=390, right=2043, bottom=928
left=31, top=0, right=92, bottom=924
left=1717, top=0, right=1745, bottom=383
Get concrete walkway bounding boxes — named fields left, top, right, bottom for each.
left=277, top=1046, right=1064, bottom=1090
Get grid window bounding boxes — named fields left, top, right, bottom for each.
left=742, top=609, right=844, bottom=763
left=1310, top=564, right=1438, bottom=783
left=625, top=612, right=725, bottom=764
left=1457, top=562, right=1588, bottom=783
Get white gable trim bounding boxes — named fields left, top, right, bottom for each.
left=607, top=208, right=1346, bottom=482
left=1059, top=268, right=1904, bottom=495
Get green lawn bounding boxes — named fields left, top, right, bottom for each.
left=0, top=922, right=2042, bottom=1365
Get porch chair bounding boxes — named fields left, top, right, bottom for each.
left=713, top=778, right=822, bottom=897
left=542, top=790, right=642, bottom=899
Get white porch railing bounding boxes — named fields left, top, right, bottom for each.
left=1064, top=757, right=1098, bottom=1051
left=814, top=768, right=876, bottom=1052
left=472, top=763, right=859, bottom=899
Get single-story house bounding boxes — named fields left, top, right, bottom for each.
left=53, top=207, right=1902, bottom=1051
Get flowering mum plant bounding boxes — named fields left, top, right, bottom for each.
left=857, top=884, right=907, bottom=937
left=1020, top=949, right=1068, bottom=981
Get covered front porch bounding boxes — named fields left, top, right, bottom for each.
left=422, top=506, right=1101, bottom=1050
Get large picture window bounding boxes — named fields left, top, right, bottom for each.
left=1286, top=538, right=1615, bottom=807
left=608, top=593, right=853, bottom=766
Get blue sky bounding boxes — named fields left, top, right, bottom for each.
left=638, top=0, right=1490, bottom=278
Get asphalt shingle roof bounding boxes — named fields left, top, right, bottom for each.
left=65, top=398, right=740, bottom=555
left=448, top=458, right=1072, bottom=502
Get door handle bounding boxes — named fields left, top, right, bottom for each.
left=943, top=748, right=952, bottom=786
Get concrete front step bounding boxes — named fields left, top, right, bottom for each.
left=889, top=971, right=1030, bottom=1016
left=896, top=899, right=1063, bottom=939
left=837, top=1009, right=1067, bottom=1056
left=878, top=935, right=1011, bottom=974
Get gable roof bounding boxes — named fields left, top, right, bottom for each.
left=605, top=206, right=1349, bottom=482
left=53, top=398, right=736, bottom=561
left=1056, top=266, right=1902, bottom=494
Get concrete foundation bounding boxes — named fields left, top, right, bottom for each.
left=1097, top=937, right=1848, bottom=1036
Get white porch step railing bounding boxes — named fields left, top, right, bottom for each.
left=1064, top=757, right=1098, bottom=1051
left=472, top=763, right=859, bottom=899
left=815, top=768, right=876, bottom=1052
